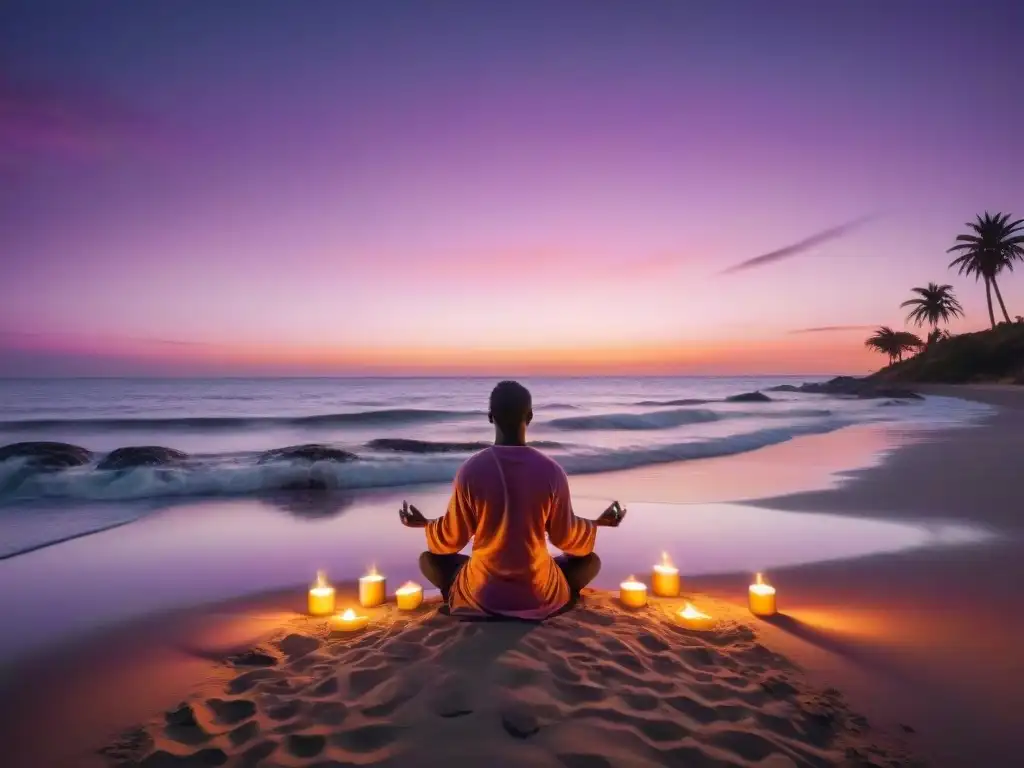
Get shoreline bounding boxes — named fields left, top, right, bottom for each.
left=690, top=384, right=1024, bottom=766
left=0, top=385, right=1019, bottom=766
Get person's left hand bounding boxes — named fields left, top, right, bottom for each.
left=399, top=501, right=429, bottom=528
left=595, top=500, right=626, bottom=527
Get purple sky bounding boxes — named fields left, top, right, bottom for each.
left=2, top=1, right=1022, bottom=376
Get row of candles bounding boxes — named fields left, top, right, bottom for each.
left=308, top=554, right=777, bottom=632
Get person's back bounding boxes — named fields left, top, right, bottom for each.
left=400, top=381, right=625, bottom=619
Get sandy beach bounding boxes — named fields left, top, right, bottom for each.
left=0, top=385, right=1020, bottom=768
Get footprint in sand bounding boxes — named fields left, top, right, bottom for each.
left=286, top=733, right=326, bottom=759
left=228, top=720, right=261, bottom=746
left=226, top=649, right=279, bottom=668
left=239, top=739, right=278, bottom=765
left=428, top=675, right=474, bottom=717
left=226, top=668, right=284, bottom=695
left=163, top=703, right=210, bottom=746
left=278, top=633, right=323, bottom=659
left=307, top=674, right=340, bottom=697
left=708, top=729, right=786, bottom=762
left=330, top=723, right=402, bottom=753
left=348, top=663, right=392, bottom=696
left=265, top=698, right=304, bottom=721
left=309, top=700, right=349, bottom=725
left=139, top=747, right=228, bottom=767
left=205, top=698, right=256, bottom=724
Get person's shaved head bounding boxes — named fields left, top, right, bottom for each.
left=489, top=380, right=533, bottom=437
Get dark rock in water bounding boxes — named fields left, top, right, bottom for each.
left=860, top=387, right=923, bottom=400
left=98, top=445, right=188, bottom=471
left=768, top=376, right=922, bottom=400
left=0, top=441, right=91, bottom=470
left=725, top=391, right=772, bottom=403
left=258, top=444, right=358, bottom=464
left=368, top=438, right=490, bottom=454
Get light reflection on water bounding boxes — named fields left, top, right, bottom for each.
left=0, top=488, right=990, bottom=665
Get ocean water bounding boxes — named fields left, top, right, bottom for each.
left=0, top=376, right=991, bottom=559
left=0, top=376, right=998, bottom=661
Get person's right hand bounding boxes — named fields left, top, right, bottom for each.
left=399, top=501, right=429, bottom=528
left=595, top=500, right=626, bottom=527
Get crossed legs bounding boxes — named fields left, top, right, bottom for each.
left=419, top=551, right=602, bottom=604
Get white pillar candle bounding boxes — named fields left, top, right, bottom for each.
left=359, top=567, right=386, bottom=608
left=395, top=581, right=424, bottom=611
left=748, top=572, right=777, bottom=617
left=332, top=608, right=369, bottom=632
left=677, top=602, right=714, bottom=630
left=651, top=552, right=680, bottom=597
left=307, top=570, right=336, bottom=616
left=619, top=576, right=648, bottom=608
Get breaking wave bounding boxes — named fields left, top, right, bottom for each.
left=546, top=408, right=832, bottom=431
left=0, top=420, right=849, bottom=504
left=0, top=408, right=480, bottom=432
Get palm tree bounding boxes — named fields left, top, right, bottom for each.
left=926, top=328, right=951, bottom=346
left=900, top=283, right=964, bottom=340
left=865, top=326, right=923, bottom=365
left=947, top=212, right=1024, bottom=328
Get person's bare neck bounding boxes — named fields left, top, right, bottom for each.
left=494, top=426, right=527, bottom=447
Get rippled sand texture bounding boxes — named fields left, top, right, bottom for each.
left=101, top=594, right=916, bottom=768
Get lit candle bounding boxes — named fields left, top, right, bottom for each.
left=677, top=602, right=714, bottom=630
left=332, top=608, right=369, bottom=632
left=651, top=552, right=680, bottom=597
left=395, top=581, right=423, bottom=611
left=359, top=566, right=386, bottom=608
left=307, top=570, right=335, bottom=616
left=748, top=572, right=777, bottom=617
left=619, top=576, right=648, bottom=608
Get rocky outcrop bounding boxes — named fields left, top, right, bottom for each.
left=257, top=444, right=358, bottom=464
left=0, top=441, right=92, bottom=470
left=725, top=391, right=773, bottom=403
left=98, top=446, right=188, bottom=471
left=768, top=376, right=922, bottom=400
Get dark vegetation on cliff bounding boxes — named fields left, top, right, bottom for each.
left=870, top=323, right=1024, bottom=385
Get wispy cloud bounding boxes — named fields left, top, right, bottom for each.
left=788, top=325, right=876, bottom=334
left=721, top=215, right=878, bottom=275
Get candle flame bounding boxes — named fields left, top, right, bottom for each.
left=315, top=570, right=327, bottom=588
left=661, top=552, right=672, bottom=568
left=679, top=602, right=710, bottom=620
left=396, top=581, right=421, bottom=594
left=756, top=572, right=764, bottom=585
left=341, top=609, right=356, bottom=620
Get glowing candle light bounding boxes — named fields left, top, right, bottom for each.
left=677, top=602, right=714, bottom=630
left=395, top=581, right=423, bottom=611
left=748, top=572, right=777, bottom=617
left=359, top=566, right=386, bottom=608
left=332, top=608, right=369, bottom=632
left=307, top=570, right=335, bottom=616
left=651, top=552, right=680, bottom=597
left=619, top=576, right=648, bottom=608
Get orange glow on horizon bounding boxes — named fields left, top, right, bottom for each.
left=7, top=330, right=887, bottom=375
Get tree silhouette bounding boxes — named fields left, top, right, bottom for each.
left=948, top=212, right=1024, bottom=328
left=865, top=326, right=923, bottom=365
left=900, top=282, right=964, bottom=340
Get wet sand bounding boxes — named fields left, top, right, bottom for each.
left=691, top=384, right=1024, bottom=767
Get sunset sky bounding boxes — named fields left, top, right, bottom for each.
left=2, top=1, right=1022, bottom=376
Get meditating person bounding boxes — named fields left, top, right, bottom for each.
left=398, top=380, right=625, bottom=619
